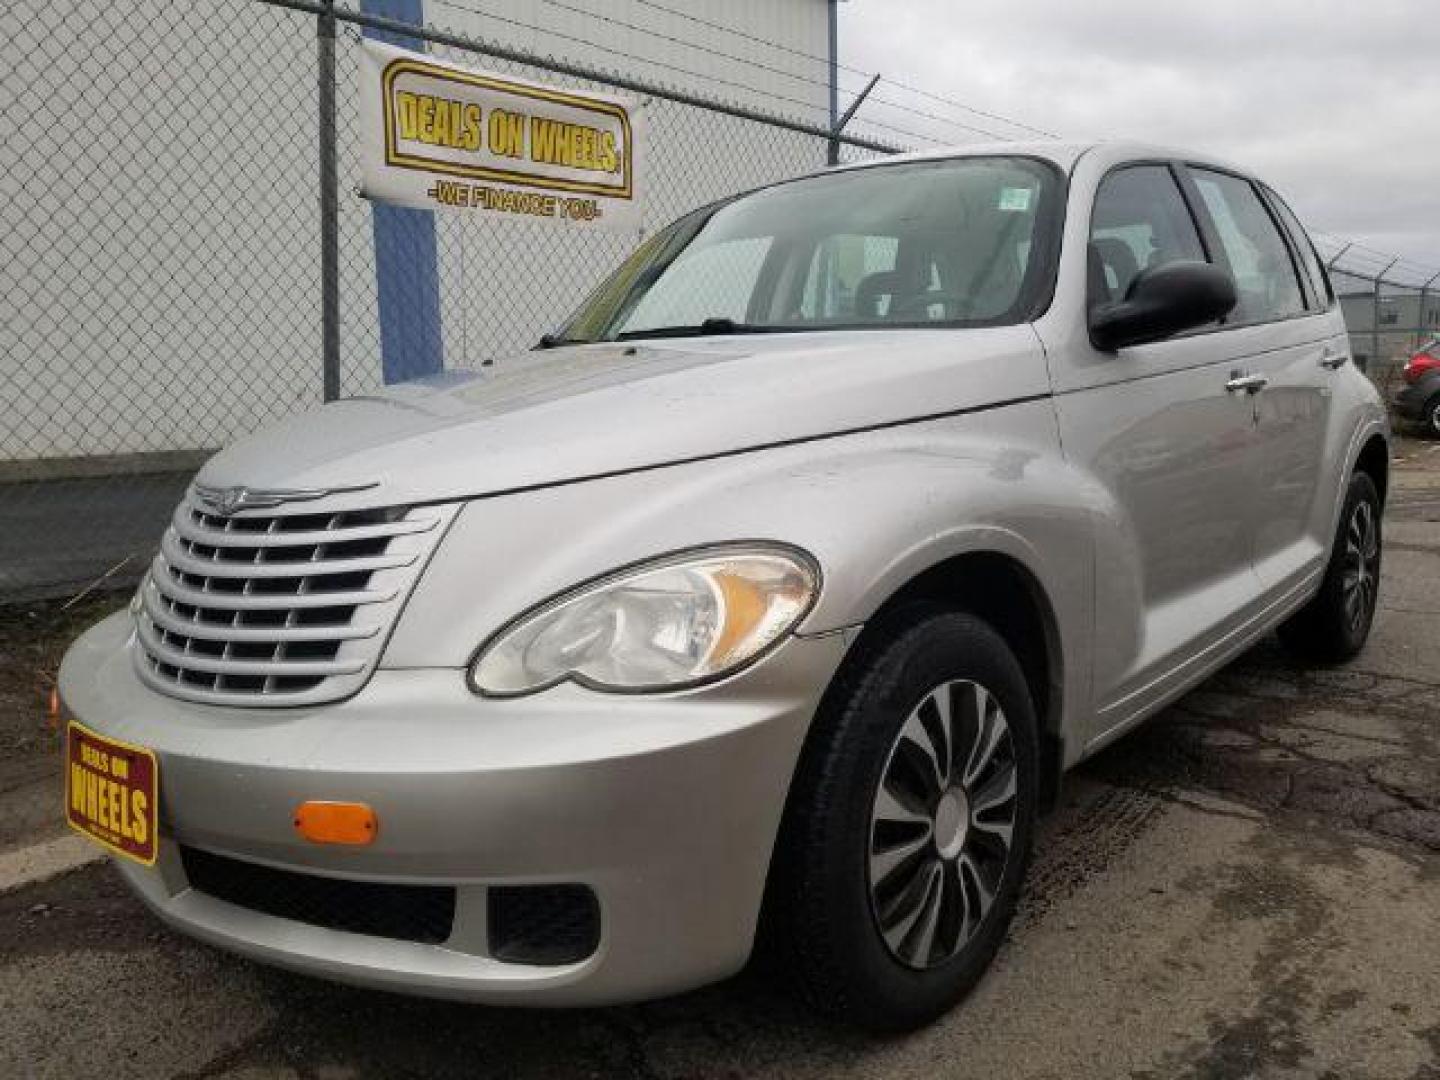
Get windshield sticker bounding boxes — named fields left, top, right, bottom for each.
left=998, top=187, right=1033, bottom=212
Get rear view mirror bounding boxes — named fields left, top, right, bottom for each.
left=1090, top=261, right=1237, bottom=352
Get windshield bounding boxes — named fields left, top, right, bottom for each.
left=553, top=155, right=1062, bottom=344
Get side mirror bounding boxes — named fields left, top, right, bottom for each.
left=1089, top=260, right=1237, bottom=352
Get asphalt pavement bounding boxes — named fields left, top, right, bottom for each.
left=2, top=442, right=1438, bottom=1080
left=0, top=471, right=193, bottom=600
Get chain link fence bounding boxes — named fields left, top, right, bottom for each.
left=4, top=0, right=1433, bottom=605
left=0, top=0, right=900, bottom=602
left=1312, top=236, right=1440, bottom=398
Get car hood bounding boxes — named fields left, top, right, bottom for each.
left=196, top=327, right=1049, bottom=508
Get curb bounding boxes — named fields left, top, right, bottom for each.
left=0, top=834, right=104, bottom=893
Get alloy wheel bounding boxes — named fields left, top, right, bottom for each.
left=1341, top=498, right=1381, bottom=636
left=867, top=679, right=1018, bottom=970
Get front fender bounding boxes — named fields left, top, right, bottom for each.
left=384, top=401, right=1100, bottom=728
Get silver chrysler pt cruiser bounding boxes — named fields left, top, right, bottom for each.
left=60, top=141, right=1388, bottom=1031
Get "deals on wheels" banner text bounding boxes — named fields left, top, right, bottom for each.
left=359, top=41, right=645, bottom=231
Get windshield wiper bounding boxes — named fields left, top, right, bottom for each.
left=534, top=332, right=591, bottom=350
left=614, top=316, right=774, bottom=341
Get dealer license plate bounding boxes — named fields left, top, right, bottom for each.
left=64, top=720, right=159, bottom=866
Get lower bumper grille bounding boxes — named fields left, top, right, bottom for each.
left=180, top=846, right=455, bottom=945
left=488, top=884, right=600, bottom=966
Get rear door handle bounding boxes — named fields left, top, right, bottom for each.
left=1226, top=372, right=1269, bottom=394
left=1320, top=348, right=1349, bottom=370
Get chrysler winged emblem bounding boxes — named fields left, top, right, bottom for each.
left=193, top=482, right=378, bottom=516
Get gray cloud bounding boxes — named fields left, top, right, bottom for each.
left=840, top=0, right=1440, bottom=273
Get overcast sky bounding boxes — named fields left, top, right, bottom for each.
left=840, top=0, right=1440, bottom=280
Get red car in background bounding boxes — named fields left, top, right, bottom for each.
left=1395, top=339, right=1440, bottom=436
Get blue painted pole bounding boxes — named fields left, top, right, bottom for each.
left=361, top=0, right=444, bottom=383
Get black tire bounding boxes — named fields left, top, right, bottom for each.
left=766, top=607, right=1039, bottom=1032
left=1424, top=393, right=1440, bottom=439
left=1277, top=471, right=1382, bottom=663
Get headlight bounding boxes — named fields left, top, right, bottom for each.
left=469, top=545, right=820, bottom=696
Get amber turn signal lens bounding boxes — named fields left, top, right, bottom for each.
left=294, top=801, right=378, bottom=845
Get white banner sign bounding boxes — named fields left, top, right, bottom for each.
left=359, top=41, right=644, bottom=231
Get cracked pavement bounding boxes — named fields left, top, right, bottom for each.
left=3, top=440, right=1439, bottom=1080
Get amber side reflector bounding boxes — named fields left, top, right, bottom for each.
left=294, top=801, right=378, bottom=845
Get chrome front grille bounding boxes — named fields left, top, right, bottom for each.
left=134, top=490, right=456, bottom=706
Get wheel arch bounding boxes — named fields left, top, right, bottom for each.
left=863, top=551, right=1066, bottom=811
left=1353, top=430, right=1390, bottom=507
left=757, top=548, right=1066, bottom=984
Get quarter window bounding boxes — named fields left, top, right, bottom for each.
left=1089, top=166, right=1207, bottom=308
left=1190, top=169, right=1305, bottom=324
left=1263, top=186, right=1332, bottom=310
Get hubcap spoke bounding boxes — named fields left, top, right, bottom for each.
left=879, top=860, right=937, bottom=956
left=962, top=686, right=1005, bottom=788
left=870, top=820, right=933, bottom=885
left=929, top=684, right=956, bottom=789
left=971, top=816, right=1014, bottom=849
left=945, top=858, right=972, bottom=947
left=971, top=759, right=1017, bottom=817
left=899, top=704, right=946, bottom=797
left=873, top=780, right=930, bottom=829
left=906, top=864, right=944, bottom=966
left=959, top=850, right=997, bottom=921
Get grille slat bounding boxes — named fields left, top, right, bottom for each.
left=174, top=503, right=438, bottom=549
left=150, top=558, right=397, bottom=609
left=134, top=490, right=454, bottom=706
left=136, top=618, right=366, bottom=677
left=140, top=585, right=380, bottom=643
left=162, top=529, right=418, bottom=580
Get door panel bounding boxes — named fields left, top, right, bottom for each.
left=1046, top=162, right=1265, bottom=735
left=1183, top=168, right=1336, bottom=594
left=1244, top=324, right=1335, bottom=589
left=1052, top=339, right=1259, bottom=730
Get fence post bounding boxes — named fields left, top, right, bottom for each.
left=1373, top=257, right=1399, bottom=382
left=828, top=74, right=880, bottom=166
left=316, top=0, right=341, bottom=403
left=1371, top=277, right=1382, bottom=378
left=827, top=0, right=838, bottom=162
left=1421, top=270, right=1440, bottom=351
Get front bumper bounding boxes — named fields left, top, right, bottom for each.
left=59, top=612, right=848, bottom=1005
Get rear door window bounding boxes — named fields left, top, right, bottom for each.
left=1189, top=169, right=1306, bottom=324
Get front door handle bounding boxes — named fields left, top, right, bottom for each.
left=1320, top=348, right=1349, bottom=370
left=1226, top=372, right=1269, bottom=394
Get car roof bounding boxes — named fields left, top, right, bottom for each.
left=822, top=139, right=1252, bottom=181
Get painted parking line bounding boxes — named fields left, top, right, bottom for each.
left=0, top=833, right=103, bottom=893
